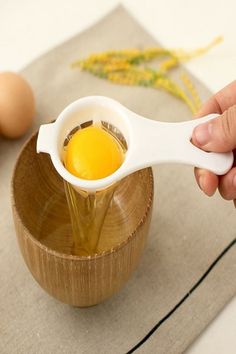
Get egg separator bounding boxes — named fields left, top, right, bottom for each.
left=37, top=95, right=233, bottom=193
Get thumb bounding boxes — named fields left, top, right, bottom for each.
left=192, top=105, right=236, bottom=152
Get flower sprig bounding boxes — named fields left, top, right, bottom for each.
left=71, top=37, right=222, bottom=114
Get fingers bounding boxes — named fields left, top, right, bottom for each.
left=196, top=80, right=236, bottom=117
left=193, top=81, right=236, bottom=201
left=194, top=166, right=236, bottom=200
left=194, top=168, right=219, bottom=196
left=218, top=167, right=236, bottom=200
left=192, top=105, right=236, bottom=152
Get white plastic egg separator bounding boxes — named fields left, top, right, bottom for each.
left=37, top=95, right=233, bottom=193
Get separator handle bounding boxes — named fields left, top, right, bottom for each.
left=127, top=113, right=234, bottom=175
left=175, top=115, right=233, bottom=175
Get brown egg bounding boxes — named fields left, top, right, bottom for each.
left=0, top=71, right=35, bottom=138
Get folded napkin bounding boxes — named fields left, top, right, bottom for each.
left=0, top=5, right=235, bottom=354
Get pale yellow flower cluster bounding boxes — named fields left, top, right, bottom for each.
left=71, top=37, right=222, bottom=114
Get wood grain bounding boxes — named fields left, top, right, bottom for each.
left=11, top=132, right=154, bottom=307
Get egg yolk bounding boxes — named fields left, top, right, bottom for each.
left=64, top=126, right=124, bottom=180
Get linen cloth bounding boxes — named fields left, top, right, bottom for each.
left=0, top=5, right=235, bottom=354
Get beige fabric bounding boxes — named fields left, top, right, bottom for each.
left=0, top=5, right=235, bottom=354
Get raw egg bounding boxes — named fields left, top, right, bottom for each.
left=0, top=71, right=35, bottom=138
left=65, top=126, right=124, bottom=180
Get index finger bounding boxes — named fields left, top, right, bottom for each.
left=196, top=80, right=236, bottom=117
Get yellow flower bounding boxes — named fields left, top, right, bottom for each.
left=71, top=37, right=222, bottom=113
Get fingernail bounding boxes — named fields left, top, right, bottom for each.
left=194, top=122, right=213, bottom=146
left=199, top=175, right=205, bottom=191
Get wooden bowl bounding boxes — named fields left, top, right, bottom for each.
left=11, top=132, right=154, bottom=307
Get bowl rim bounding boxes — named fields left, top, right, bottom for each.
left=11, top=130, right=154, bottom=261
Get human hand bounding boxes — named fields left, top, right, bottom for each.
left=191, top=80, right=236, bottom=200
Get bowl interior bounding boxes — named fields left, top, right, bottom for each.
left=12, top=133, right=153, bottom=256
